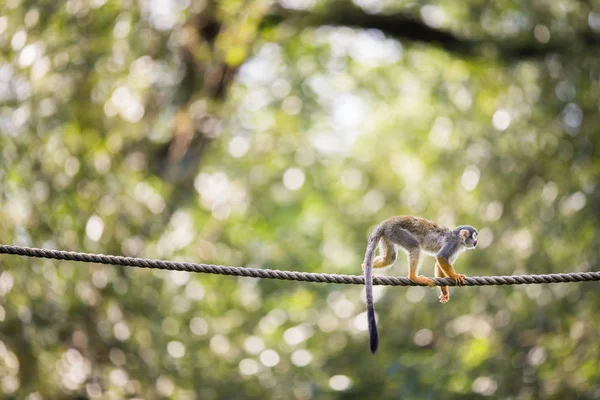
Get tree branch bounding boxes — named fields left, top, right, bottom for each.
left=263, top=4, right=600, bottom=61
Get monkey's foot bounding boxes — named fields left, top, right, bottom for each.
left=361, top=263, right=365, bottom=271
left=450, top=273, right=466, bottom=286
left=410, top=275, right=436, bottom=287
left=439, top=292, right=449, bottom=303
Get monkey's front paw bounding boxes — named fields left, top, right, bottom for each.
left=361, top=263, right=365, bottom=271
left=450, top=273, right=467, bottom=286
left=439, top=293, right=449, bottom=303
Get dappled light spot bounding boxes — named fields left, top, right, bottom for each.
left=283, top=323, right=314, bottom=345
left=244, top=336, right=265, bottom=354
left=291, top=349, right=313, bottom=367
left=156, top=376, right=175, bottom=396
left=24, top=9, right=39, bottom=27
left=86, top=383, right=102, bottom=398
left=93, top=152, right=111, bottom=174
left=110, top=86, right=145, bottom=122
left=18, top=43, right=43, bottom=68
left=64, top=152, right=84, bottom=179
left=483, top=201, right=503, bottom=222
left=271, top=78, right=291, bottom=98
left=527, top=346, right=546, bottom=366
left=501, top=228, right=532, bottom=258
left=569, top=322, right=584, bottom=340
left=0, top=272, right=14, bottom=296
left=110, top=368, right=129, bottom=387
left=279, top=0, right=317, bottom=12
left=541, top=182, right=559, bottom=204
left=282, top=96, right=302, bottom=115
left=450, top=315, right=492, bottom=338
left=492, top=109, right=511, bottom=131
left=329, top=375, right=352, bottom=391
left=185, top=280, right=205, bottom=300
left=341, top=168, right=364, bottom=190
left=352, top=311, right=369, bottom=331
left=361, top=285, right=385, bottom=303
left=429, top=116, right=453, bottom=148
left=228, top=136, right=250, bottom=158
left=113, top=14, right=131, bottom=39
left=389, top=154, right=424, bottom=184
left=113, top=321, right=131, bottom=341
left=321, top=238, right=353, bottom=265
left=85, top=215, right=104, bottom=242
left=283, top=167, right=305, bottom=191
left=190, top=317, right=208, bottom=336
left=58, top=349, right=90, bottom=390
left=12, top=106, right=30, bottom=127
left=560, top=191, right=586, bottom=215
left=472, top=376, right=497, bottom=396
left=453, top=86, right=473, bottom=111
left=259, top=349, right=280, bottom=367
left=318, top=313, right=339, bottom=332
left=406, top=286, right=425, bottom=303
left=589, top=12, right=600, bottom=31
left=332, top=94, right=366, bottom=128
left=461, top=165, right=480, bottom=191
left=362, top=189, right=385, bottom=214
left=2, top=376, right=19, bottom=395
left=210, top=335, right=230, bottom=355
left=148, top=0, right=181, bottom=31
left=555, top=80, right=575, bottom=102
left=477, top=227, right=494, bottom=249
left=414, top=329, right=433, bottom=346
left=122, top=236, right=144, bottom=256
left=109, top=348, right=125, bottom=366
left=170, top=270, right=190, bottom=286
left=167, top=341, right=186, bottom=359
left=421, top=5, right=445, bottom=29
left=349, top=31, right=402, bottom=65
left=259, top=309, right=288, bottom=334
left=239, top=358, right=260, bottom=376
left=327, top=291, right=355, bottom=318
left=194, top=171, right=247, bottom=220
left=534, top=25, right=550, bottom=43
left=11, top=30, right=26, bottom=51
left=157, top=211, right=195, bottom=254
left=31, top=56, right=50, bottom=80
left=0, top=17, right=7, bottom=35
left=562, top=103, right=583, bottom=133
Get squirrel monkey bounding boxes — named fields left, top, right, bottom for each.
left=362, top=216, right=478, bottom=354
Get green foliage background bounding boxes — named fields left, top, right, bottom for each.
left=1, top=0, right=600, bottom=398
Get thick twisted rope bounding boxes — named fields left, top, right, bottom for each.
left=1, top=244, right=599, bottom=286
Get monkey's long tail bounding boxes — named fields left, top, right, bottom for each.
left=363, top=225, right=384, bottom=354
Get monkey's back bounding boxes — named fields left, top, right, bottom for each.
left=382, top=216, right=446, bottom=233
left=381, top=216, right=450, bottom=254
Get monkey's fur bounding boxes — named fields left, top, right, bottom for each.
left=362, top=216, right=478, bottom=354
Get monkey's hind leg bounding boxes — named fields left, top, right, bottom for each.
left=435, top=262, right=450, bottom=303
left=362, top=238, right=397, bottom=271
left=407, top=247, right=435, bottom=287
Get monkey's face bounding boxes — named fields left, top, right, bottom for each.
left=458, top=227, right=478, bottom=249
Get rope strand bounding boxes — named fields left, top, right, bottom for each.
left=1, top=244, right=599, bottom=286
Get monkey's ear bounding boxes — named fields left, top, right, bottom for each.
left=459, top=229, right=469, bottom=241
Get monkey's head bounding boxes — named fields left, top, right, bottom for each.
left=454, top=225, right=478, bottom=249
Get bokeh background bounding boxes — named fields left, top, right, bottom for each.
left=1, top=0, right=600, bottom=398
